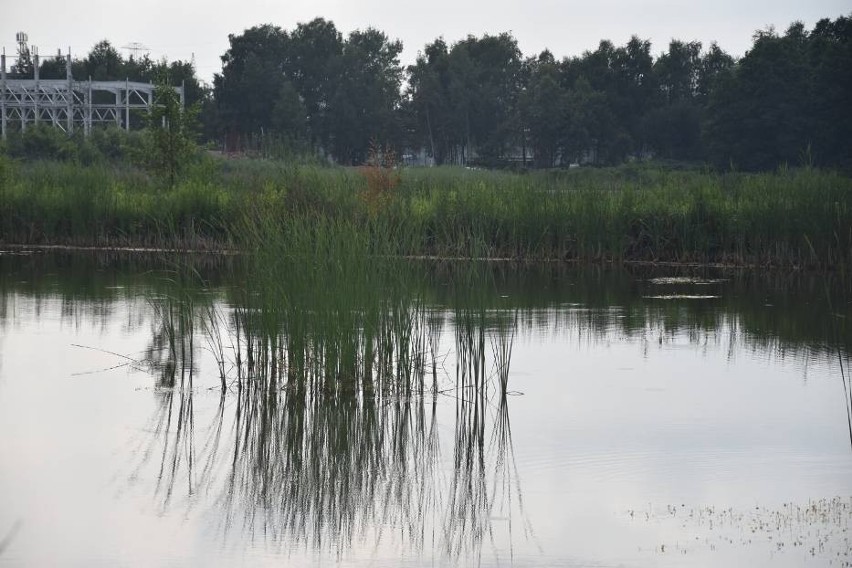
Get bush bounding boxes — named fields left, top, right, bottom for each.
left=0, top=152, right=12, bottom=189
left=0, top=124, right=151, bottom=166
left=5, top=125, right=78, bottom=161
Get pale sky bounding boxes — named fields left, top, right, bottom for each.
left=1, top=0, right=849, bottom=84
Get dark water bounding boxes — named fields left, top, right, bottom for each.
left=0, top=251, right=850, bottom=567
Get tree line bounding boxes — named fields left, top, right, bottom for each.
left=16, top=15, right=852, bottom=170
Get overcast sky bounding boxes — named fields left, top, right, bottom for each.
left=1, top=0, right=849, bottom=84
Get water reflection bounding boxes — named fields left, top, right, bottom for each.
left=2, top=250, right=851, bottom=564
left=137, top=336, right=526, bottom=561
left=118, top=254, right=540, bottom=561
left=2, top=252, right=850, bottom=356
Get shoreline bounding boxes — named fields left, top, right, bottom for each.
left=0, top=242, right=827, bottom=272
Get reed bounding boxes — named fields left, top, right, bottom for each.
left=134, top=256, right=529, bottom=561
left=2, top=158, right=850, bottom=268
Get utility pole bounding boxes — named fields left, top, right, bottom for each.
left=33, top=47, right=39, bottom=126
left=1, top=48, right=6, bottom=141
left=66, top=49, right=73, bottom=133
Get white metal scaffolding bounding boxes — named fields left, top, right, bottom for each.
left=0, top=50, right=184, bottom=140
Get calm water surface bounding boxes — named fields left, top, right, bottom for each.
left=0, top=251, right=850, bottom=567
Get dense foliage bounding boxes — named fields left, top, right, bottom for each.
left=212, top=20, right=403, bottom=163
left=210, top=15, right=851, bottom=170
left=4, top=14, right=850, bottom=170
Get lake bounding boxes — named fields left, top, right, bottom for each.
left=0, top=250, right=850, bottom=567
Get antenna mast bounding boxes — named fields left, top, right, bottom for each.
left=14, top=31, right=32, bottom=74
left=121, top=42, right=149, bottom=59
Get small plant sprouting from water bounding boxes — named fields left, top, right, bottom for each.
left=631, top=498, right=852, bottom=563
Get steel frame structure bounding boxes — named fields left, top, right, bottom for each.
left=1, top=51, right=184, bottom=140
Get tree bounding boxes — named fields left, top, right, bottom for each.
left=326, top=28, right=403, bottom=163
left=213, top=19, right=404, bottom=163
left=696, top=42, right=734, bottom=106
left=807, top=16, right=852, bottom=168
left=213, top=25, right=290, bottom=136
left=146, top=80, right=198, bottom=186
left=564, top=40, right=639, bottom=163
left=705, top=24, right=812, bottom=169
left=282, top=18, right=343, bottom=151
left=406, top=33, right=523, bottom=165
left=271, top=80, right=308, bottom=141
left=641, top=101, right=703, bottom=160
left=38, top=51, right=68, bottom=80
left=564, top=76, right=621, bottom=164
left=73, top=40, right=125, bottom=80
left=612, top=36, right=658, bottom=153
left=461, top=33, right=524, bottom=164
left=406, top=39, right=452, bottom=163
left=520, top=51, right=568, bottom=167
left=654, top=40, right=702, bottom=104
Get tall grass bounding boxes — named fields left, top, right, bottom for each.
left=213, top=208, right=432, bottom=397
left=133, top=231, right=530, bottom=560
left=1, top=157, right=850, bottom=268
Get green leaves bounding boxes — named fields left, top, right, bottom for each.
left=144, top=81, right=199, bottom=187
left=706, top=16, right=852, bottom=170
left=212, top=20, right=403, bottom=165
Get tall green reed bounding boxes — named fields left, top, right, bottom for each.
left=3, top=159, right=850, bottom=268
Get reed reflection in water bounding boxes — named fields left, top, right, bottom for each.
left=133, top=259, right=531, bottom=563
left=2, top=250, right=851, bottom=565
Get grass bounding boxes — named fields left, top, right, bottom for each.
left=1, top=156, right=851, bottom=268
left=3, top=146, right=848, bottom=561
left=126, top=232, right=530, bottom=558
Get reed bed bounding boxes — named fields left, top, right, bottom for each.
left=1, top=157, right=850, bottom=268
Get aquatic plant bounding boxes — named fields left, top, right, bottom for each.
left=1, top=160, right=850, bottom=268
